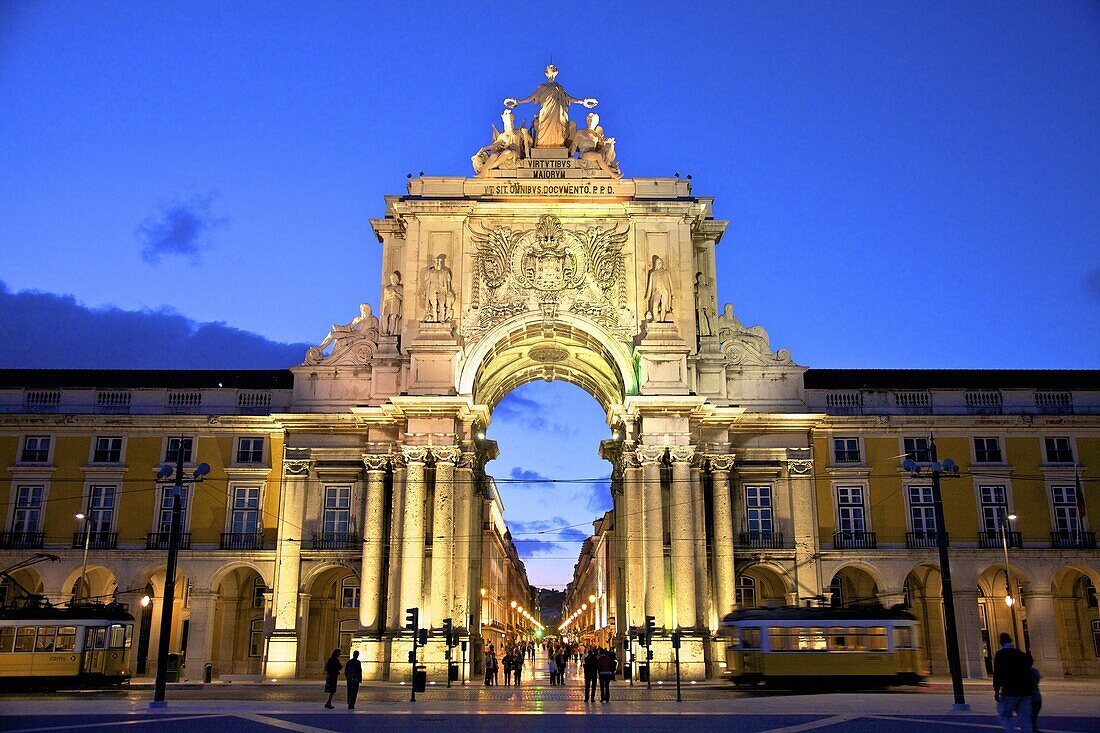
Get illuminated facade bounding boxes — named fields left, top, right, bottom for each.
left=1, top=69, right=1097, bottom=681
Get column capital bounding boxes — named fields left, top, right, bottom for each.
left=636, top=446, right=667, bottom=465
left=400, top=446, right=430, bottom=464
left=362, top=454, right=390, bottom=472
left=456, top=451, right=478, bottom=469
left=669, top=445, right=696, bottom=465
left=707, top=454, right=736, bottom=472
left=431, top=446, right=462, bottom=465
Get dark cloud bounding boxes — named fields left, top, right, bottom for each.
left=508, top=467, right=551, bottom=482
left=0, top=281, right=309, bottom=369
left=137, top=194, right=227, bottom=265
left=1086, top=267, right=1100, bottom=302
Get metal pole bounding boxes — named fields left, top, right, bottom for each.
left=1000, top=514, right=1021, bottom=648
left=151, top=449, right=185, bottom=707
left=78, top=516, right=91, bottom=602
left=930, top=436, right=968, bottom=711
left=674, top=639, right=682, bottom=702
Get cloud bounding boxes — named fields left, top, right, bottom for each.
left=508, top=467, right=551, bottom=482
left=0, top=281, right=309, bottom=369
left=1086, top=267, right=1100, bottom=302
left=137, top=194, right=227, bottom=265
left=492, top=392, right=544, bottom=421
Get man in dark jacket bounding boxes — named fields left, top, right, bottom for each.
left=583, top=648, right=599, bottom=702
left=344, top=650, right=363, bottom=709
left=993, top=632, right=1034, bottom=732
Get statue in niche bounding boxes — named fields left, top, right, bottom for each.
left=644, top=255, right=674, bottom=322
left=570, top=112, right=622, bottom=178
left=420, top=253, right=455, bottom=322
left=471, top=109, right=531, bottom=176
left=380, top=271, right=404, bottom=335
left=716, top=303, right=771, bottom=351
left=504, top=64, right=597, bottom=148
left=694, top=272, right=713, bottom=336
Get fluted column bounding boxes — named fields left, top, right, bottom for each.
left=709, top=455, right=736, bottom=619
left=360, top=454, right=389, bottom=631
left=669, top=446, right=696, bottom=629
left=431, top=447, right=460, bottom=628
left=453, top=452, right=477, bottom=633
left=623, top=451, right=644, bottom=629
left=385, top=453, right=408, bottom=630
left=399, top=446, right=429, bottom=618
left=690, top=454, right=710, bottom=629
left=639, top=446, right=667, bottom=629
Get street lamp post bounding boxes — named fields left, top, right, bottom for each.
left=74, top=513, right=91, bottom=602
left=1000, top=511, right=1021, bottom=647
left=150, top=446, right=209, bottom=709
left=906, top=434, right=968, bottom=711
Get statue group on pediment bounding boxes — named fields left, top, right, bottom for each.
left=472, top=65, right=622, bottom=179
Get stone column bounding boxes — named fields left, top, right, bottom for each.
left=1023, top=592, right=1062, bottom=676
left=453, top=452, right=477, bottom=633
left=690, top=456, right=710, bottom=629
left=709, top=455, right=736, bottom=619
left=266, top=452, right=310, bottom=679
left=639, top=446, right=667, bottom=629
left=623, top=452, right=644, bottom=630
left=954, top=588, right=987, bottom=679
left=431, top=447, right=460, bottom=628
left=385, top=454, right=407, bottom=631
left=669, top=446, right=696, bottom=630
left=295, top=592, right=310, bottom=672
left=183, top=589, right=217, bottom=681
left=360, top=455, right=389, bottom=632
left=399, top=446, right=429, bottom=618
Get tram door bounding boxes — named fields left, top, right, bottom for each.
left=83, top=626, right=107, bottom=674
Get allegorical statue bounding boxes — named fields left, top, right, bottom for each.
left=471, top=109, right=532, bottom=176
left=504, top=64, right=597, bottom=148
left=314, top=304, right=378, bottom=354
left=716, top=303, right=771, bottom=351
left=380, top=270, right=404, bottom=335
left=570, top=112, right=621, bottom=178
left=645, top=255, right=674, bottom=322
left=420, top=254, right=455, bottom=322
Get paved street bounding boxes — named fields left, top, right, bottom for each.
left=1, top=678, right=1098, bottom=733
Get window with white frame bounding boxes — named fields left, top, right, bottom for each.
left=1051, top=485, right=1082, bottom=534
left=252, top=577, right=266, bottom=609
left=836, top=486, right=867, bottom=533
left=12, top=486, right=44, bottom=533
left=86, top=485, right=116, bottom=534
left=833, top=438, right=861, bottom=463
left=736, top=575, right=757, bottom=609
left=249, top=618, right=264, bottom=657
left=903, top=437, right=931, bottom=463
left=20, top=436, right=51, bottom=463
left=93, top=437, right=123, bottom=463
left=979, top=485, right=1009, bottom=532
left=744, top=486, right=774, bottom=534
left=236, top=437, right=264, bottom=464
left=230, top=486, right=261, bottom=535
left=164, top=437, right=193, bottom=465
left=1044, top=437, right=1074, bottom=463
left=907, top=485, right=936, bottom=534
left=157, top=487, right=189, bottom=533
left=323, top=486, right=351, bottom=534
left=338, top=619, right=357, bottom=655
left=340, top=577, right=360, bottom=609
left=974, top=437, right=1002, bottom=464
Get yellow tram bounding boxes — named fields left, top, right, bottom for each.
left=0, top=602, right=134, bottom=688
left=721, top=606, right=925, bottom=688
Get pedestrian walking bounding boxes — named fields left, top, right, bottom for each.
left=484, top=649, right=497, bottom=686
left=503, top=651, right=513, bottom=685
left=993, top=632, right=1035, bottom=733
left=583, top=648, right=598, bottom=702
left=548, top=649, right=557, bottom=685
left=344, top=649, right=362, bottom=709
left=597, top=647, right=616, bottom=702
left=555, top=650, right=567, bottom=685
left=1030, top=667, right=1042, bottom=733
left=513, top=651, right=524, bottom=685
left=323, top=648, right=341, bottom=709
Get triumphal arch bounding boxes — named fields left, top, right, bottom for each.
left=277, top=66, right=809, bottom=680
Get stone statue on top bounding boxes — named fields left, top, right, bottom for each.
left=503, top=64, right=597, bottom=148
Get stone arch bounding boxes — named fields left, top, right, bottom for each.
left=301, top=564, right=360, bottom=678
left=902, top=563, right=947, bottom=672
left=0, top=566, right=44, bottom=606
left=60, top=564, right=118, bottom=603
left=1050, top=565, right=1100, bottom=675
left=458, top=312, right=636, bottom=412
left=207, top=560, right=274, bottom=593
left=736, top=562, right=794, bottom=608
left=211, top=565, right=268, bottom=677
left=828, top=563, right=883, bottom=607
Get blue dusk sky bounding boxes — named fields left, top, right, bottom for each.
left=2, top=2, right=1099, bottom=587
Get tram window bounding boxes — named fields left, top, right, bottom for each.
left=35, top=627, right=56, bottom=652
left=109, top=624, right=127, bottom=649
left=742, top=627, right=761, bottom=649
left=868, top=626, right=887, bottom=651
left=849, top=627, right=867, bottom=650
left=768, top=627, right=789, bottom=651
left=0, top=627, right=15, bottom=652
left=829, top=627, right=848, bottom=650
left=799, top=628, right=827, bottom=651
left=56, top=626, right=77, bottom=651
left=894, top=626, right=916, bottom=649
left=125, top=624, right=134, bottom=648
left=14, top=626, right=36, bottom=652
left=86, top=626, right=107, bottom=650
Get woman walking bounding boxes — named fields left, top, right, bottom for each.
left=323, top=648, right=342, bottom=709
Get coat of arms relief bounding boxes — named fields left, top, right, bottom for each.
left=462, top=214, right=635, bottom=342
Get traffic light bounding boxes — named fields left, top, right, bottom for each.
left=623, top=636, right=631, bottom=650
left=644, top=615, right=656, bottom=645
left=405, top=607, right=419, bottom=633
left=417, top=628, right=428, bottom=647
left=671, top=631, right=681, bottom=649
left=442, top=617, right=453, bottom=647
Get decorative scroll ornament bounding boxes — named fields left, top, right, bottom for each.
left=636, top=445, right=667, bottom=465
left=716, top=303, right=793, bottom=367
left=284, top=460, right=311, bottom=476
left=787, top=459, right=814, bottom=475
left=304, top=304, right=380, bottom=366
left=362, top=454, right=390, bottom=472
left=464, top=214, right=633, bottom=341
left=708, top=454, right=736, bottom=472
left=432, top=446, right=463, bottom=465
left=668, top=445, right=696, bottom=464
left=401, top=446, right=430, bottom=464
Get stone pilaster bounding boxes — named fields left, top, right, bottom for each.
left=453, top=451, right=477, bottom=633
left=623, top=451, right=644, bottom=630
left=266, top=450, right=310, bottom=679
left=690, top=455, right=710, bottom=630
left=786, top=454, right=819, bottom=601
left=639, top=445, right=667, bottom=629
left=954, top=589, right=987, bottom=679
left=360, top=454, right=389, bottom=631
left=1023, top=592, right=1062, bottom=676
left=669, top=446, right=696, bottom=629
left=399, top=446, right=429, bottom=618
left=183, top=589, right=217, bottom=681
left=708, top=455, right=736, bottom=619
left=431, top=447, right=461, bottom=629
